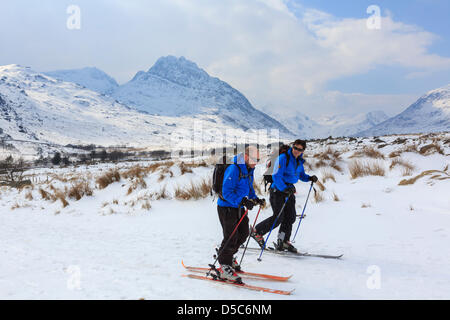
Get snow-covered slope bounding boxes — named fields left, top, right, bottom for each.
left=357, top=85, right=450, bottom=136
left=0, top=65, right=276, bottom=155
left=1, top=133, right=449, bottom=299
left=112, top=56, right=293, bottom=135
left=44, top=67, right=119, bottom=95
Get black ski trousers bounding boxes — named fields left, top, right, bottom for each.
left=217, top=206, right=249, bottom=266
left=255, top=188, right=296, bottom=242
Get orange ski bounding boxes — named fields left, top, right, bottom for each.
left=181, top=261, right=292, bottom=282
left=183, top=274, right=294, bottom=296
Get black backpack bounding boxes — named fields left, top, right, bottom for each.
left=262, top=143, right=291, bottom=192
left=212, top=155, right=247, bottom=200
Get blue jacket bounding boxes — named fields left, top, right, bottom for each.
left=271, top=148, right=310, bottom=192
left=217, top=154, right=257, bottom=208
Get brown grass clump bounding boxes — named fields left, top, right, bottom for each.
left=141, top=200, right=151, bottom=210
left=321, top=170, right=336, bottom=183
left=39, top=188, right=51, bottom=200
left=350, top=146, right=385, bottom=160
left=122, top=165, right=146, bottom=180
left=155, top=185, right=169, bottom=200
left=349, top=160, right=386, bottom=179
left=398, top=170, right=450, bottom=186
left=53, top=190, right=69, bottom=208
left=174, top=178, right=212, bottom=200
left=419, top=143, right=444, bottom=156
left=389, top=157, right=415, bottom=176
left=332, top=193, right=340, bottom=202
left=315, top=180, right=326, bottom=191
left=179, top=162, right=194, bottom=175
left=361, top=203, right=371, bottom=208
left=68, top=181, right=93, bottom=200
left=96, top=169, right=121, bottom=189
left=314, top=190, right=324, bottom=203
left=25, top=191, right=33, bottom=201
left=330, top=160, right=343, bottom=173
left=127, top=177, right=147, bottom=195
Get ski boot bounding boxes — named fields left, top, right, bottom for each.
left=250, top=227, right=265, bottom=249
left=232, top=256, right=242, bottom=272
left=217, top=264, right=243, bottom=284
left=275, top=239, right=298, bottom=253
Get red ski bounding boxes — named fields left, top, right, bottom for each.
left=181, top=261, right=291, bottom=282
left=183, top=274, right=294, bottom=296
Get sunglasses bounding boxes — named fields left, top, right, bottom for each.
left=293, top=146, right=305, bottom=152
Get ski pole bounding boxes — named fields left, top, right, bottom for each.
left=239, top=205, right=262, bottom=266
left=291, top=181, right=314, bottom=243
left=207, top=207, right=249, bottom=277
left=257, top=194, right=290, bottom=262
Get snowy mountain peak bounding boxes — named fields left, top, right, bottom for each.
left=131, top=55, right=211, bottom=89
left=44, top=67, right=119, bottom=95
left=357, top=84, right=450, bottom=136
left=112, top=56, right=293, bottom=135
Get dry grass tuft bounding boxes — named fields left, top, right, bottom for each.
left=350, top=146, right=385, bottom=160
left=174, top=178, right=212, bottom=200
left=419, top=143, right=444, bottom=156
left=398, top=169, right=450, bottom=186
left=96, top=169, right=121, bottom=189
left=127, top=177, right=147, bottom=195
left=25, top=191, right=33, bottom=201
left=332, top=192, right=340, bottom=202
left=361, top=203, right=371, bottom=208
left=389, top=157, right=415, bottom=176
left=313, top=190, right=324, bottom=203
left=39, top=188, right=51, bottom=200
left=349, top=160, right=386, bottom=179
left=321, top=170, right=336, bottom=183
left=53, top=190, right=69, bottom=208
left=315, top=180, right=326, bottom=191
left=68, top=181, right=93, bottom=200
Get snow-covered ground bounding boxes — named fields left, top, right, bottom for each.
left=1, top=133, right=449, bottom=299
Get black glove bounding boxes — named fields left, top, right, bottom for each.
left=309, top=175, right=318, bottom=183
left=240, top=197, right=254, bottom=210
left=255, top=198, right=266, bottom=208
left=282, top=185, right=296, bottom=197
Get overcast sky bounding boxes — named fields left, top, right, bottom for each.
left=0, top=0, right=449, bottom=119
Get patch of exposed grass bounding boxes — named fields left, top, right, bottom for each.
left=398, top=169, right=450, bottom=186
left=350, top=146, right=385, bottom=160
left=419, top=143, right=444, bottom=156
left=68, top=180, right=93, bottom=200
left=321, top=170, right=336, bottom=183
left=96, top=169, right=121, bottom=189
left=349, top=160, right=386, bottom=179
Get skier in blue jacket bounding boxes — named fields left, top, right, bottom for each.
left=251, top=139, right=317, bottom=253
left=216, top=146, right=265, bottom=282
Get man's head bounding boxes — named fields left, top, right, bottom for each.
left=292, top=139, right=306, bottom=158
left=244, top=145, right=260, bottom=168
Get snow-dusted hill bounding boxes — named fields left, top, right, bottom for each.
left=44, top=67, right=119, bottom=95
left=317, top=111, right=390, bottom=138
left=272, top=110, right=389, bottom=139
left=357, top=85, right=450, bottom=136
left=1, top=65, right=278, bottom=156
left=111, top=56, right=293, bottom=135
